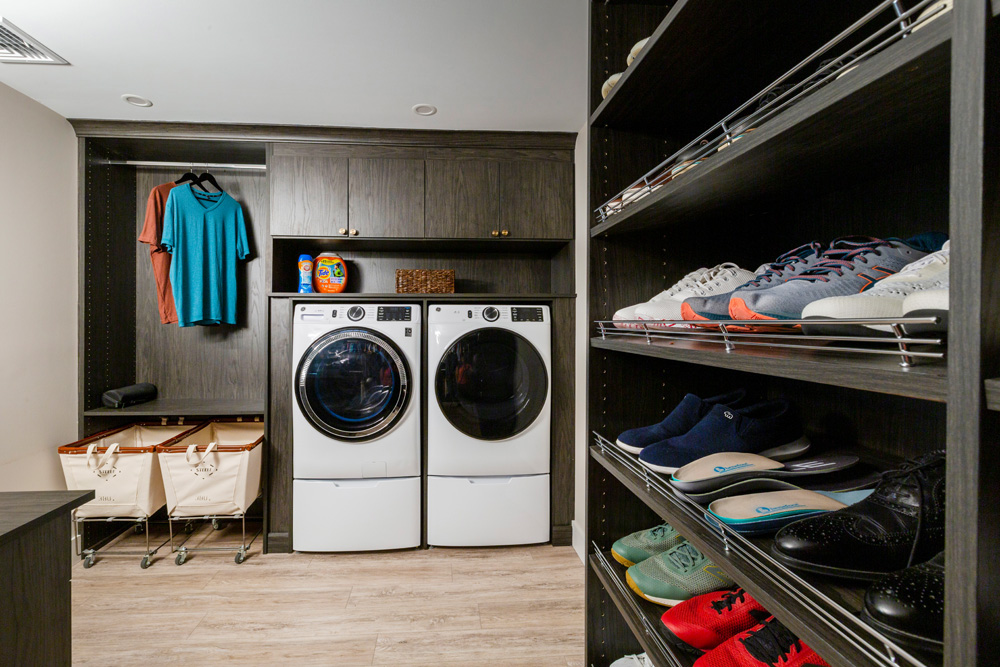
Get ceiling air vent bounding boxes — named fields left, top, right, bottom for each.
left=0, top=18, right=68, bottom=65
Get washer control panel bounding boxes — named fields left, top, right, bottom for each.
left=511, top=307, right=544, bottom=323
left=296, top=304, right=420, bottom=323
left=378, top=306, right=413, bottom=322
left=429, top=304, right=549, bottom=324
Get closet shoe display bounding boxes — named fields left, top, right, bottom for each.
left=801, top=241, right=949, bottom=336
left=615, top=389, right=749, bottom=454
left=636, top=264, right=758, bottom=326
left=660, top=587, right=770, bottom=654
left=706, top=488, right=874, bottom=536
left=693, top=616, right=830, bottom=667
left=772, top=450, right=945, bottom=580
left=860, top=551, right=945, bottom=653
left=613, top=265, right=723, bottom=329
left=611, top=523, right=685, bottom=567
left=626, top=542, right=734, bottom=606
left=729, top=233, right=948, bottom=322
left=682, top=463, right=883, bottom=506
left=681, top=242, right=823, bottom=322
left=670, top=453, right=861, bottom=494
left=638, top=399, right=810, bottom=474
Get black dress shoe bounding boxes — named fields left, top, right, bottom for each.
left=771, top=450, right=945, bottom=580
left=860, top=551, right=944, bottom=653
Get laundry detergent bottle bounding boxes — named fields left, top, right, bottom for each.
left=313, top=253, right=348, bottom=293
left=297, top=254, right=314, bottom=293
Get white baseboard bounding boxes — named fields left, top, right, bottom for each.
left=571, top=519, right=585, bottom=563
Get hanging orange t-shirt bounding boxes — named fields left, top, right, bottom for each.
left=138, top=182, right=179, bottom=324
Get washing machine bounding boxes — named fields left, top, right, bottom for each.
left=292, top=303, right=420, bottom=552
left=426, top=304, right=551, bottom=546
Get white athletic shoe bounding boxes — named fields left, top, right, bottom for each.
left=634, top=263, right=760, bottom=328
left=610, top=653, right=654, bottom=667
left=613, top=266, right=718, bottom=329
left=802, top=241, right=949, bottom=335
left=902, top=288, right=949, bottom=335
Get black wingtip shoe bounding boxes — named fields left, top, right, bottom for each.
left=860, top=551, right=944, bottom=653
left=771, top=450, right=945, bottom=580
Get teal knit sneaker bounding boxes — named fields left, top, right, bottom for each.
left=611, top=523, right=684, bottom=567
left=625, top=541, right=734, bottom=606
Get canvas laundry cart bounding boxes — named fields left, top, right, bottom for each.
left=59, top=422, right=199, bottom=568
left=156, top=419, right=264, bottom=564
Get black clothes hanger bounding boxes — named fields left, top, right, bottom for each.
left=176, top=170, right=210, bottom=192
left=194, top=172, right=224, bottom=193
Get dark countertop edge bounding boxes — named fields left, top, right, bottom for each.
left=0, top=490, right=95, bottom=548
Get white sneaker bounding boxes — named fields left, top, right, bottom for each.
left=610, top=653, right=654, bottom=667
left=612, top=266, right=717, bottom=329
left=801, top=240, right=949, bottom=335
left=902, top=288, right=949, bottom=335
left=634, top=263, right=760, bottom=328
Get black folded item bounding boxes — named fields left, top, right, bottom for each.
left=101, top=383, right=158, bottom=409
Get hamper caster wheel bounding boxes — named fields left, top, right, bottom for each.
left=134, top=523, right=145, bottom=535
left=83, top=554, right=95, bottom=569
left=175, top=552, right=187, bottom=566
left=184, top=522, right=195, bottom=534
left=140, top=555, right=151, bottom=569
left=235, top=550, right=246, bottom=565
left=212, top=519, right=221, bottom=530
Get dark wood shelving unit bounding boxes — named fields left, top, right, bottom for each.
left=270, top=292, right=575, bottom=300
left=590, top=443, right=942, bottom=667
left=591, top=13, right=951, bottom=237
left=83, top=398, right=265, bottom=418
left=985, top=378, right=1000, bottom=411
left=591, top=336, right=947, bottom=403
left=589, top=552, right=697, bottom=667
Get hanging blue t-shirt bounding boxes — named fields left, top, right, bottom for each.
left=161, top=184, right=249, bottom=327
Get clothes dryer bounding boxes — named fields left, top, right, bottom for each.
left=292, top=303, right=420, bottom=551
left=426, top=304, right=551, bottom=546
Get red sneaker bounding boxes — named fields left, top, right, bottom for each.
left=694, top=616, right=830, bottom=667
left=660, top=587, right=769, bottom=653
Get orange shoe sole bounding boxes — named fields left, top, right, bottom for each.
left=680, top=302, right=720, bottom=329
left=728, top=298, right=799, bottom=332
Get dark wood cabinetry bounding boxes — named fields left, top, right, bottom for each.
left=268, top=150, right=348, bottom=236
left=348, top=158, right=425, bottom=238
left=425, top=159, right=499, bottom=238
left=500, top=160, right=574, bottom=239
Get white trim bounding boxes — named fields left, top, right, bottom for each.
left=571, top=519, right=585, bottom=563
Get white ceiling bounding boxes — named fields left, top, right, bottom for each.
left=0, top=0, right=588, bottom=132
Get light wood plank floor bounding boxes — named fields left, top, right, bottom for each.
left=72, top=523, right=584, bottom=666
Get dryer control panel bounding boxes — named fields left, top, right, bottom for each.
left=428, top=304, right=549, bottom=324
left=296, top=304, right=419, bottom=323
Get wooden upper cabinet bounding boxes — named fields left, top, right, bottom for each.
left=500, top=160, right=574, bottom=239
left=269, top=153, right=349, bottom=236
left=425, top=159, right=499, bottom=239
left=349, top=158, right=425, bottom=238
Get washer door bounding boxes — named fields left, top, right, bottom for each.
left=434, top=328, right=548, bottom=441
left=296, top=328, right=410, bottom=441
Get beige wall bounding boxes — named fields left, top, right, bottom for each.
left=0, top=81, right=78, bottom=491
left=572, top=123, right=588, bottom=560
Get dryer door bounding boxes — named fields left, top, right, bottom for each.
left=296, top=328, right=410, bottom=441
left=434, top=328, right=548, bottom=441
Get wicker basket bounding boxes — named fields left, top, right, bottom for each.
left=395, top=269, right=455, bottom=294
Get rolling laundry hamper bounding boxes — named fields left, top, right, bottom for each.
left=156, top=419, right=264, bottom=564
left=58, top=422, right=200, bottom=568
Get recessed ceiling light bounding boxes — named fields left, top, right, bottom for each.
left=122, top=94, right=153, bottom=108
left=412, top=104, right=437, bottom=116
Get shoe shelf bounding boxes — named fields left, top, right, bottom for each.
left=590, top=548, right=698, bottom=667
left=985, top=378, right=1000, bottom=411
left=591, top=6, right=951, bottom=238
left=590, top=0, right=880, bottom=136
left=590, top=333, right=947, bottom=403
left=589, top=436, right=941, bottom=667
left=82, top=398, right=266, bottom=418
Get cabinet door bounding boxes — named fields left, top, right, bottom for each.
left=348, top=158, right=425, bottom=238
left=269, top=154, right=349, bottom=236
left=425, top=159, right=500, bottom=239
left=500, top=160, right=574, bottom=239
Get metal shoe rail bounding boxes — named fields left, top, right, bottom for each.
left=591, top=545, right=691, bottom=667
left=594, top=0, right=944, bottom=222
left=591, top=432, right=935, bottom=667
left=595, top=317, right=945, bottom=368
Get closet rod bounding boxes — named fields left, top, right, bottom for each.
left=98, top=160, right=267, bottom=171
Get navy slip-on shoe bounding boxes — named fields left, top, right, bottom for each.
left=615, top=389, right=749, bottom=454
left=637, top=399, right=811, bottom=473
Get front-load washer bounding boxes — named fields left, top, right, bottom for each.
left=292, top=303, right=420, bottom=551
left=426, top=304, right=550, bottom=546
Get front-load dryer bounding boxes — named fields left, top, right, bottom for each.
left=292, top=303, right=420, bottom=552
left=426, top=304, right=550, bottom=546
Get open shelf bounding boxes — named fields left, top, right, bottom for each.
left=83, top=398, right=265, bottom=418
left=591, top=13, right=951, bottom=237
left=986, top=378, right=1000, bottom=411
left=591, top=336, right=947, bottom=402
left=590, top=441, right=941, bottom=667
left=270, top=292, right=573, bottom=300
left=591, top=0, right=881, bottom=136
left=590, top=551, right=697, bottom=667
left=271, top=236, right=570, bottom=253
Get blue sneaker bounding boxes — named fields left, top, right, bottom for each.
left=615, top=389, right=748, bottom=454
left=729, top=233, right=948, bottom=322
left=638, top=399, right=811, bottom=474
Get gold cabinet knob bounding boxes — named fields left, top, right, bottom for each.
left=338, top=228, right=348, bottom=235
left=500, top=229, right=510, bottom=237
left=350, top=229, right=359, bottom=236
left=491, top=230, right=499, bottom=237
